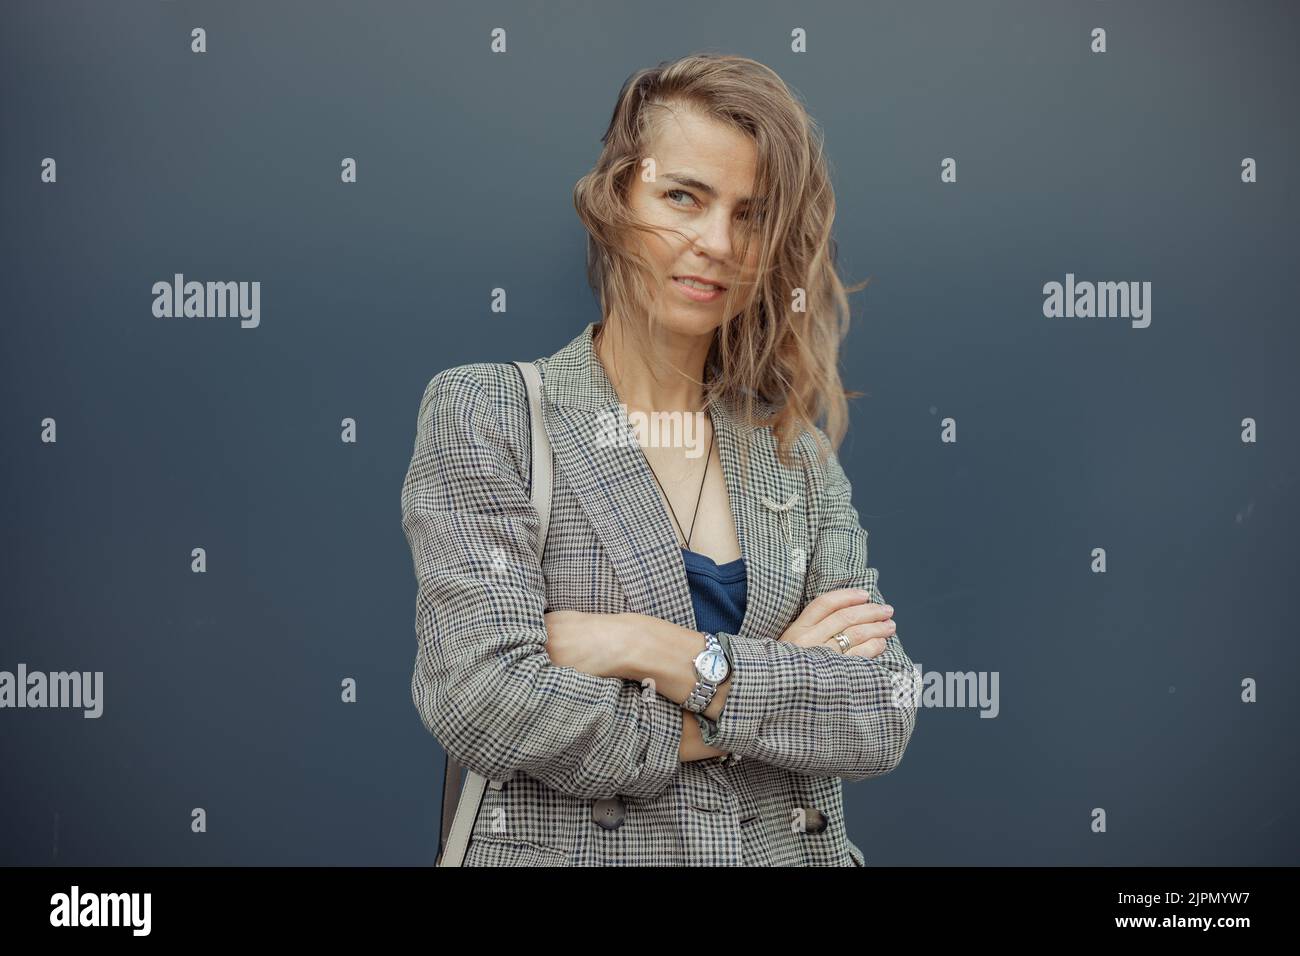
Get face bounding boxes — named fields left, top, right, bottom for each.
left=624, top=105, right=764, bottom=340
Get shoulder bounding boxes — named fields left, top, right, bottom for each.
left=716, top=390, right=843, bottom=479
left=403, top=363, right=536, bottom=507
left=416, top=361, right=531, bottom=433
left=419, top=361, right=525, bottom=412
left=413, top=363, right=532, bottom=476
left=793, top=424, right=837, bottom=473
left=793, top=427, right=849, bottom=519
left=754, top=400, right=839, bottom=484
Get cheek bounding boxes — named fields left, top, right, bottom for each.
left=642, top=229, right=683, bottom=266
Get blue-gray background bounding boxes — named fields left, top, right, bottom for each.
left=2, top=0, right=1297, bottom=866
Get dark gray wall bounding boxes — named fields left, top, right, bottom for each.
left=2, top=0, right=1296, bottom=865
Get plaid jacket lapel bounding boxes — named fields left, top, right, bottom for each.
left=539, top=323, right=807, bottom=641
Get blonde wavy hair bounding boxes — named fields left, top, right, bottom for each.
left=573, top=52, right=869, bottom=473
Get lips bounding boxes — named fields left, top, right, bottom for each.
left=672, top=275, right=728, bottom=291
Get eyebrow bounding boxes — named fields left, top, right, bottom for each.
left=661, top=172, right=758, bottom=206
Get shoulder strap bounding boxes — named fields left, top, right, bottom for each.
left=513, top=359, right=554, bottom=558
left=436, top=360, right=552, bottom=867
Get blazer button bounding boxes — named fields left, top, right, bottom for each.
left=799, top=807, right=829, bottom=834
left=591, top=796, right=626, bottom=830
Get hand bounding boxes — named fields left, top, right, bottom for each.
left=542, top=609, right=623, bottom=679
left=778, top=589, right=895, bottom=658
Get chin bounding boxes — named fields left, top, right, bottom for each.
left=659, top=310, right=726, bottom=339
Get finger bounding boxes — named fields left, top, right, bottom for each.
left=793, top=589, right=875, bottom=630
left=845, top=637, right=889, bottom=659
left=836, top=620, right=897, bottom=644
left=809, top=601, right=894, bottom=647
left=822, top=623, right=893, bottom=655
left=780, top=591, right=878, bottom=648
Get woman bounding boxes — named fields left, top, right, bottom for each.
left=401, top=53, right=918, bottom=866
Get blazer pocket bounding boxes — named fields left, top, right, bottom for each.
left=463, top=837, right=569, bottom=867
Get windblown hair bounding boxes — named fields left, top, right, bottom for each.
left=572, top=52, right=869, bottom=473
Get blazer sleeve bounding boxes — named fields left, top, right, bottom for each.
left=694, top=430, right=919, bottom=781
left=401, top=366, right=683, bottom=801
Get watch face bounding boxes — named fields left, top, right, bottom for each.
left=698, top=650, right=729, bottom=683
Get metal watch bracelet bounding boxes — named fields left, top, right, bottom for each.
left=685, top=632, right=728, bottom=713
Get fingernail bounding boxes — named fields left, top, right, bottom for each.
left=885, top=605, right=893, bottom=612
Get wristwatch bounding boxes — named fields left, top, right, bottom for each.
left=684, top=632, right=730, bottom=714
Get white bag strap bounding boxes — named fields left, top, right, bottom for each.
left=436, top=360, right=552, bottom=867
left=514, top=360, right=553, bottom=560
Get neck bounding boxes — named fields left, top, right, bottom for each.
left=594, top=318, right=714, bottom=414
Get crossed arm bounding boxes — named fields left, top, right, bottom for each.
left=544, top=595, right=899, bottom=764
left=541, top=609, right=730, bottom=762
left=402, top=366, right=918, bottom=802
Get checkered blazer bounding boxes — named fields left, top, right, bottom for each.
left=400, top=322, right=918, bottom=866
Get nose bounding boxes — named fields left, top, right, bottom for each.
left=689, top=207, right=741, bottom=263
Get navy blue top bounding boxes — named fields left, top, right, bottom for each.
left=681, top=548, right=747, bottom=637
